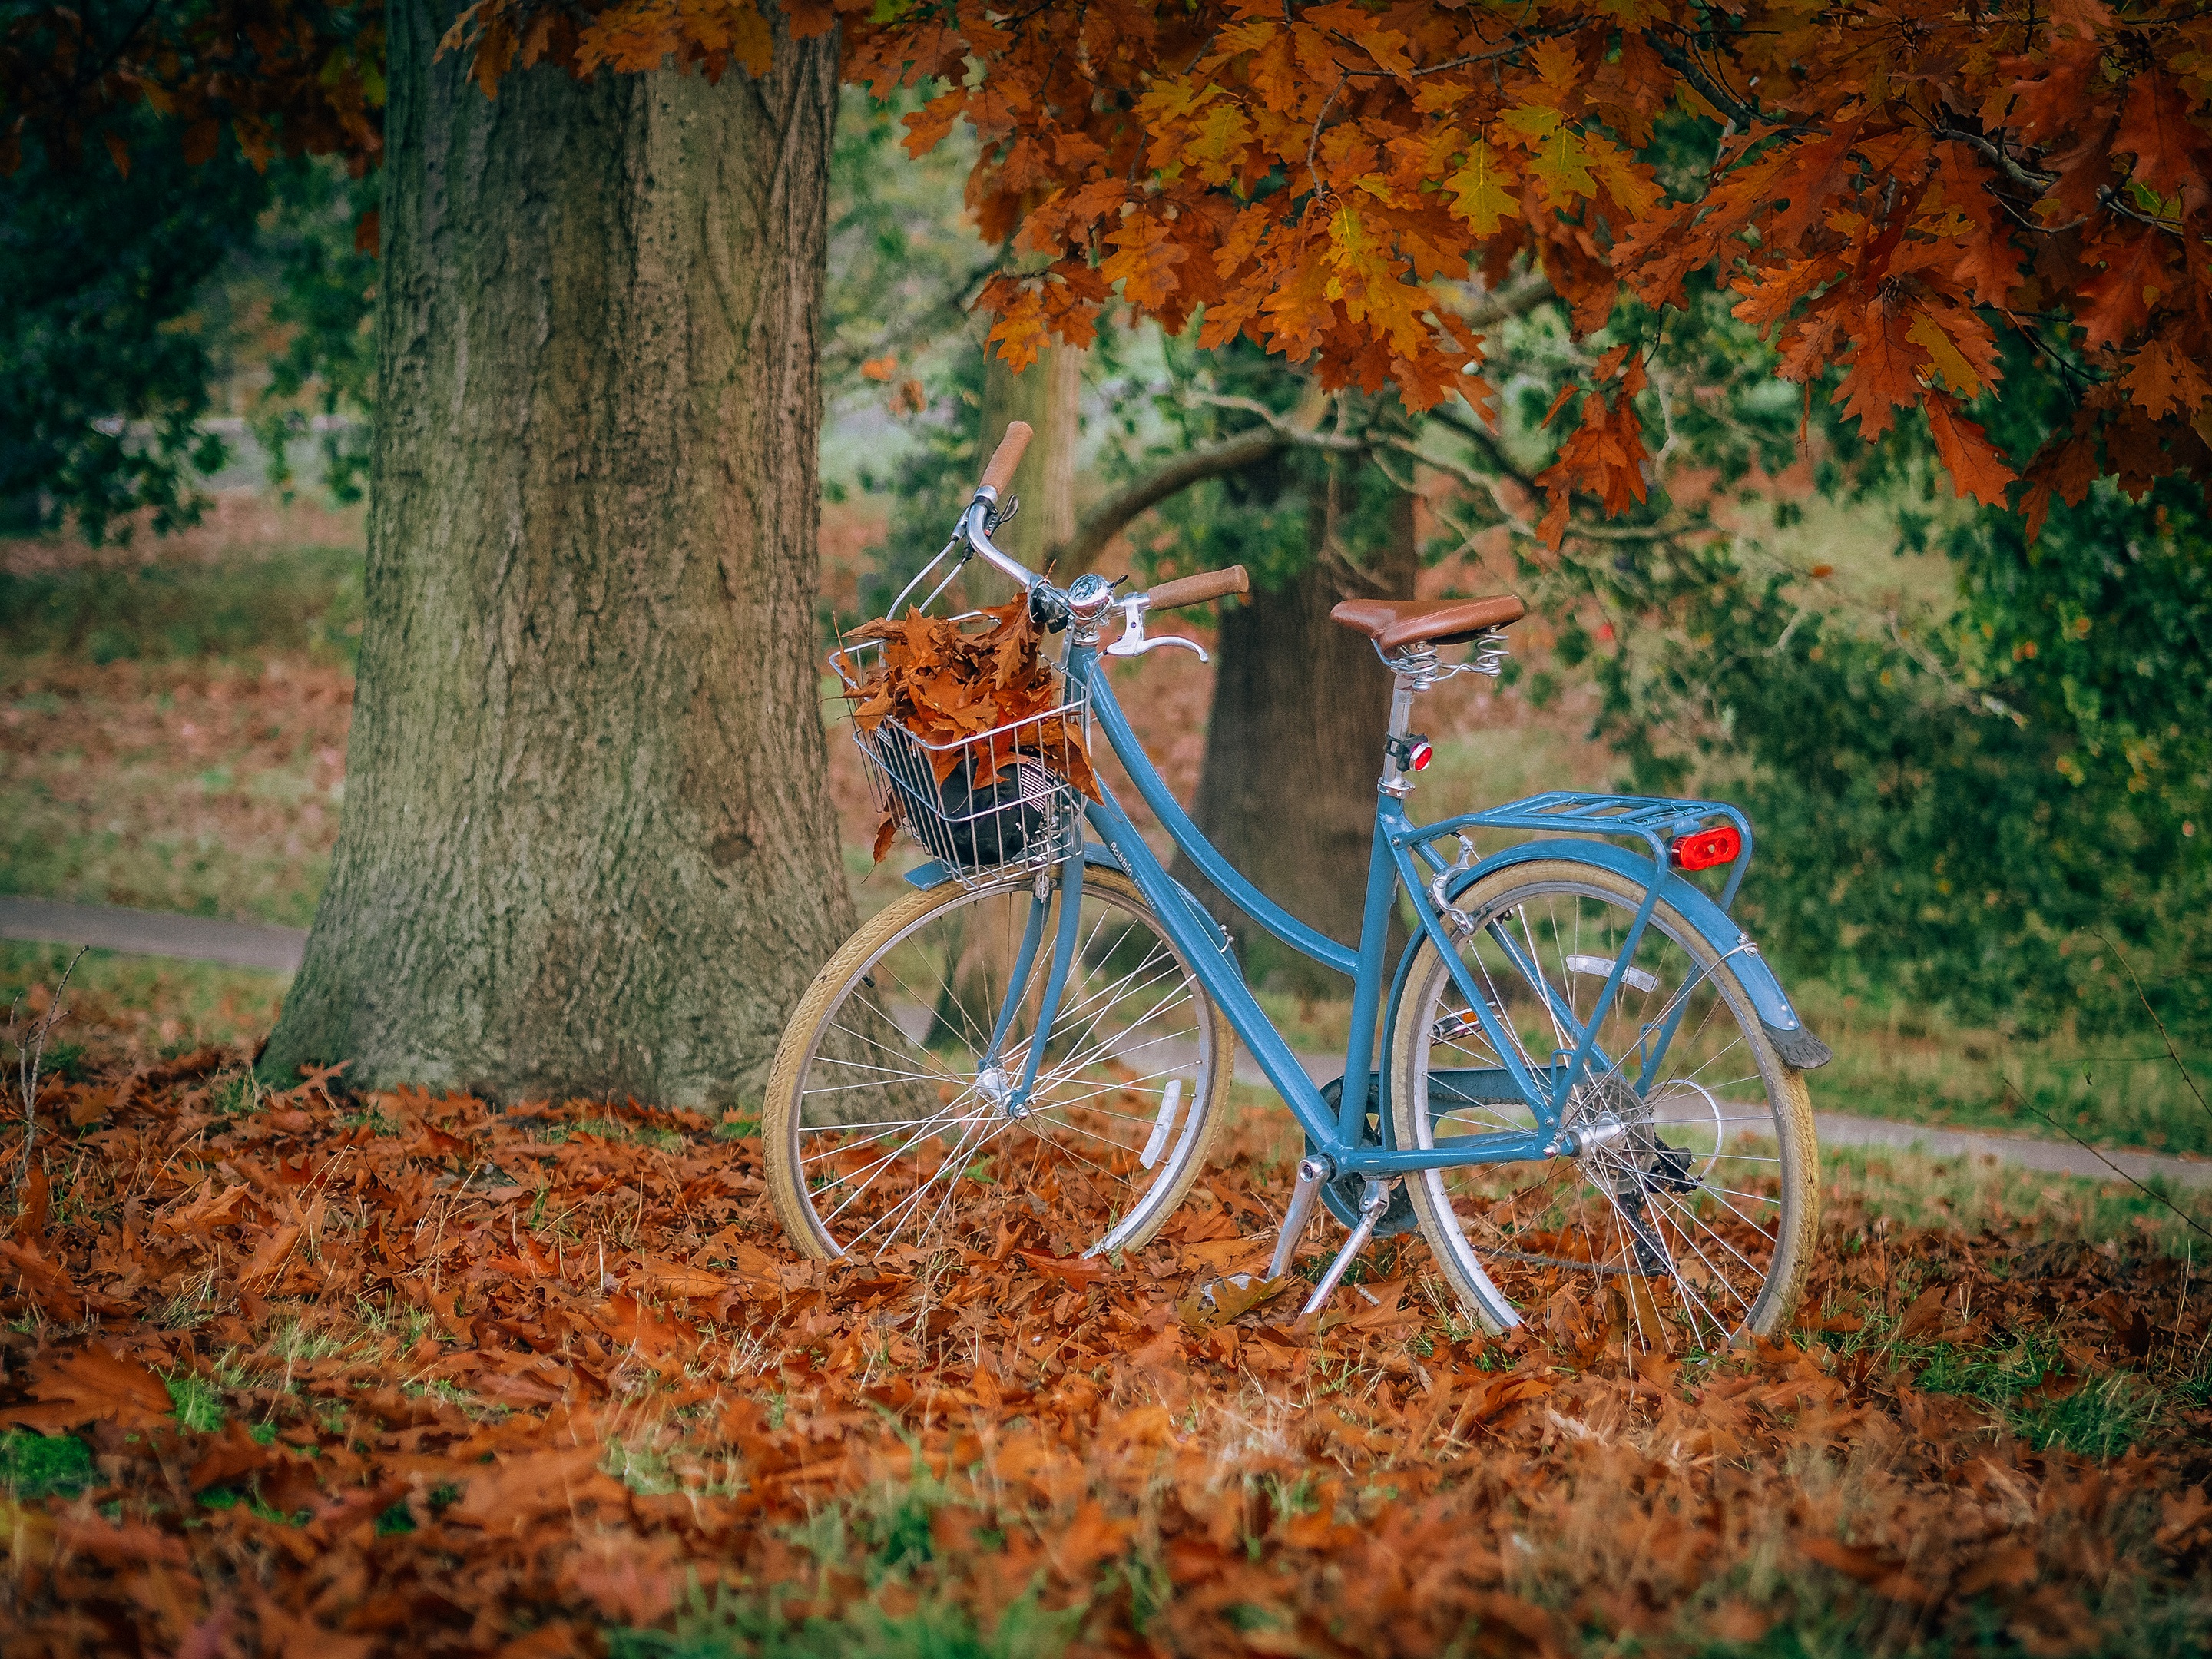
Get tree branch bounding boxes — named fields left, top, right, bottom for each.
left=1423, top=402, right=1541, bottom=495
left=1932, top=126, right=2057, bottom=195
left=1186, top=391, right=1368, bottom=450
left=1047, top=429, right=1293, bottom=574
left=1446, top=271, right=1557, bottom=332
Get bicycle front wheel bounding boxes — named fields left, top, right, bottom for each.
left=1388, top=859, right=1818, bottom=1350
left=763, top=866, right=1230, bottom=1262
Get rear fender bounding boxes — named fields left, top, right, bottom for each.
left=1379, top=839, right=1829, bottom=1131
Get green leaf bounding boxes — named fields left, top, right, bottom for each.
left=1528, top=125, right=1595, bottom=201
left=1446, top=142, right=1516, bottom=235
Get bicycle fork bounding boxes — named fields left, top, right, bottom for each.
left=973, top=853, right=1088, bottom=1119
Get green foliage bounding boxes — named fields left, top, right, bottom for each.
left=825, top=88, right=1000, bottom=625
left=0, top=111, right=270, bottom=542
left=825, top=91, right=985, bottom=402
left=246, top=162, right=378, bottom=505
left=1095, top=333, right=1412, bottom=593
left=0, top=1431, right=96, bottom=1500
left=0, top=109, right=374, bottom=542
left=1582, top=320, right=2210, bottom=1037
left=855, top=339, right=989, bottom=621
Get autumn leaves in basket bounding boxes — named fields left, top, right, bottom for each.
left=841, top=598, right=1101, bottom=864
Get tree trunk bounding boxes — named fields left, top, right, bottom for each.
left=260, top=0, right=852, bottom=1106
left=979, top=337, right=1082, bottom=570
left=1172, top=484, right=1419, bottom=995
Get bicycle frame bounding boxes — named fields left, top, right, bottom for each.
left=889, top=496, right=1825, bottom=1184
left=1068, top=634, right=1581, bottom=1177
left=901, top=629, right=1792, bottom=1181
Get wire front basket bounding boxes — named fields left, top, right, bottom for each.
left=834, top=638, right=1091, bottom=888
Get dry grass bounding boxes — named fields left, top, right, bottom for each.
left=1, top=654, right=349, bottom=926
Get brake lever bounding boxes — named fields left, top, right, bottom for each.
left=1104, top=596, right=1208, bottom=661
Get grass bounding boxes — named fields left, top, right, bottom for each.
left=0, top=941, right=287, bottom=1055
left=1795, top=982, right=2212, bottom=1158
left=1822, top=1138, right=2210, bottom=1252
left=0, top=545, right=363, bottom=668
left=1220, top=975, right=2212, bottom=1163
left=0, top=650, right=349, bottom=926
left=608, top=1583, right=1081, bottom=1659
left=0, top=1371, right=238, bottom=1505
left=2, top=528, right=356, bottom=927
left=0, top=1431, right=96, bottom=1501
left=5, top=498, right=2207, bottom=1170
left=604, top=1472, right=1086, bottom=1659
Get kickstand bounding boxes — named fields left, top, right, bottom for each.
left=1265, top=1156, right=1331, bottom=1281
left=1300, top=1179, right=1393, bottom=1319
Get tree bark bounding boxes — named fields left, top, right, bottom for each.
left=261, top=0, right=853, bottom=1106
left=1171, top=483, right=1419, bottom=995
left=979, top=336, right=1082, bottom=571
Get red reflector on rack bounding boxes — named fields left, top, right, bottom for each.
left=1670, top=824, right=1740, bottom=872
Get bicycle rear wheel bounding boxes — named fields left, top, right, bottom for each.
left=1388, top=859, right=1818, bottom=1350
left=763, top=866, right=1230, bottom=1262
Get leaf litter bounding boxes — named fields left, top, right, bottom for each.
left=0, top=1041, right=2206, bottom=1657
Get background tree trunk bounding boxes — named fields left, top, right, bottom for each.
left=260, top=0, right=852, bottom=1105
left=979, top=338, right=1082, bottom=570
left=1172, top=485, right=1418, bottom=995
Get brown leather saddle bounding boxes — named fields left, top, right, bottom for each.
left=1327, top=594, right=1525, bottom=652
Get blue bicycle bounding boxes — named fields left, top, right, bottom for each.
left=766, top=423, right=1830, bottom=1349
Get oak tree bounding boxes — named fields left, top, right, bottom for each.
left=8, top=1, right=856, bottom=1104
left=840, top=0, right=2211, bottom=529
left=12, top=0, right=2208, bottom=1086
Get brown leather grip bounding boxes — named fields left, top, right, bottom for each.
left=1144, top=565, right=1250, bottom=612
left=978, top=420, right=1034, bottom=496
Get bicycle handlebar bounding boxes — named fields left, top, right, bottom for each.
left=960, top=422, right=1247, bottom=634
left=1144, top=565, right=1249, bottom=611
left=977, top=419, right=1033, bottom=497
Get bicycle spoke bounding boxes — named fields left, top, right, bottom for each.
left=778, top=876, right=1220, bottom=1262
left=1408, top=870, right=1810, bottom=1349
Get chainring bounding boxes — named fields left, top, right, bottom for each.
left=1306, top=1075, right=1419, bottom=1237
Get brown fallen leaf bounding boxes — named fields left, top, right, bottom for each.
left=1174, top=1273, right=1296, bottom=1331
left=1, top=1342, right=173, bottom=1432
left=1800, top=1535, right=1935, bottom=1604
left=634, top=1257, right=732, bottom=1299
left=453, top=1443, right=618, bottom=1532
left=1014, top=1248, right=1108, bottom=1286
left=12, top=1165, right=50, bottom=1242
left=238, top=1222, right=303, bottom=1284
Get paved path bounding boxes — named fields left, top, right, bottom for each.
left=1807, top=1110, right=2212, bottom=1190
left=1, top=896, right=306, bottom=973
left=1220, top=1043, right=2212, bottom=1192
left=7, top=896, right=2207, bottom=1192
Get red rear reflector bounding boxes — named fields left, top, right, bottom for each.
left=1671, top=825, right=1740, bottom=872
left=1410, top=740, right=1432, bottom=771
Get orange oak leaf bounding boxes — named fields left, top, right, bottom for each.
left=1923, top=393, right=2018, bottom=508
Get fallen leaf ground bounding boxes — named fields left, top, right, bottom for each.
left=2, top=1034, right=2208, bottom=1659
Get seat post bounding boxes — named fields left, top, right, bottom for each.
left=1379, top=663, right=1422, bottom=798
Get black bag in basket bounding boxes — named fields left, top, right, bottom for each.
left=879, top=725, right=1056, bottom=869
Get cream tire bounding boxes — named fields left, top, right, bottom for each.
left=765, top=866, right=1231, bottom=1262
left=1388, top=859, right=1819, bottom=1346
